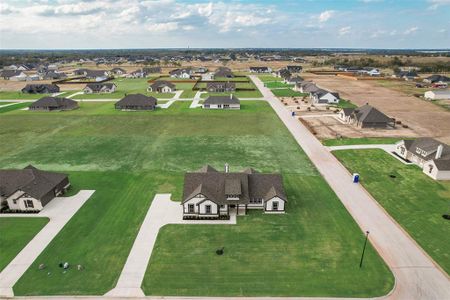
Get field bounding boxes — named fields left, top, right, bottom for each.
left=272, top=88, right=304, bottom=97
left=0, top=218, right=49, bottom=272
left=322, top=137, right=406, bottom=146
left=0, top=92, right=51, bottom=100
left=0, top=102, right=31, bottom=113
left=333, top=149, right=450, bottom=274
left=264, top=82, right=294, bottom=89
left=258, top=75, right=283, bottom=82
left=0, top=101, right=392, bottom=296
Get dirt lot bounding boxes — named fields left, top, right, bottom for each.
left=303, top=73, right=450, bottom=144
left=0, top=79, right=85, bottom=91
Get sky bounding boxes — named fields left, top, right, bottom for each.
left=0, top=0, right=449, bottom=49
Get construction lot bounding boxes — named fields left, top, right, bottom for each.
left=302, top=73, right=450, bottom=144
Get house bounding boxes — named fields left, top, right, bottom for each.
left=181, top=164, right=287, bottom=219
left=127, top=69, right=147, bottom=78
left=424, top=90, right=450, bottom=100
left=21, top=84, right=60, bottom=94
left=0, top=165, right=70, bottom=212
left=1, top=70, right=26, bottom=80
left=284, top=76, right=303, bottom=85
left=115, top=94, right=157, bottom=111
left=169, top=68, right=192, bottom=79
left=274, top=68, right=291, bottom=79
left=206, top=82, right=236, bottom=93
left=72, top=68, right=88, bottom=76
left=203, top=95, right=240, bottom=109
left=193, top=67, right=208, bottom=73
left=201, top=72, right=215, bottom=81
left=214, top=67, right=234, bottom=78
left=286, top=65, right=303, bottom=73
left=393, top=70, right=418, bottom=81
left=249, top=66, right=272, bottom=73
left=29, top=97, right=79, bottom=111
left=295, top=81, right=320, bottom=93
left=357, top=67, right=380, bottom=77
left=395, top=138, right=450, bottom=180
left=147, top=80, right=176, bottom=93
left=41, top=71, right=67, bottom=80
left=83, top=83, right=117, bottom=94
left=310, top=89, right=340, bottom=104
left=339, top=104, right=395, bottom=128
left=110, top=68, right=126, bottom=76
left=85, top=70, right=109, bottom=81
left=143, top=67, right=162, bottom=74
left=423, top=75, right=450, bottom=84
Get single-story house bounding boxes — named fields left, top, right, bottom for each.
left=127, top=69, right=147, bottom=78
left=83, top=83, right=117, bottom=94
left=85, top=70, right=109, bottom=81
left=395, top=138, right=450, bottom=180
left=295, top=81, right=320, bottom=93
left=181, top=164, right=287, bottom=219
left=357, top=67, right=380, bottom=77
left=41, top=71, right=67, bottom=80
left=423, top=75, right=450, bottom=84
left=424, top=90, right=450, bottom=100
left=72, top=68, right=88, bottom=76
left=110, top=68, right=126, bottom=76
left=1, top=70, right=26, bottom=80
left=0, top=165, right=70, bottom=212
left=201, top=72, right=215, bottom=81
left=339, top=104, right=395, bottom=128
left=393, top=70, right=419, bottom=81
left=284, top=76, right=303, bottom=85
left=147, top=80, right=176, bottom=93
left=21, top=84, right=60, bottom=94
left=214, top=67, right=234, bottom=78
left=273, top=68, right=291, bottom=79
left=193, top=67, right=208, bottom=73
left=249, top=66, right=272, bottom=73
left=29, top=97, right=79, bottom=111
left=169, top=68, right=192, bottom=79
left=206, top=82, right=236, bottom=93
left=203, top=95, right=240, bottom=109
left=310, top=89, right=340, bottom=104
left=286, top=65, right=303, bottom=73
left=143, top=67, right=162, bottom=74
left=115, top=94, right=157, bottom=111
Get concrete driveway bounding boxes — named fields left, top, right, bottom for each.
left=250, top=75, right=450, bottom=300
left=0, top=190, right=95, bottom=298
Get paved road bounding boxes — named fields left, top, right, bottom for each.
left=105, top=194, right=236, bottom=298
left=250, top=75, right=450, bottom=300
left=0, top=190, right=95, bottom=298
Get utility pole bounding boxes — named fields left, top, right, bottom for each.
left=359, top=231, right=370, bottom=268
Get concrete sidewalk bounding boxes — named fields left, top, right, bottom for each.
left=0, top=190, right=95, bottom=298
left=250, top=75, right=450, bottom=300
left=105, top=194, right=236, bottom=297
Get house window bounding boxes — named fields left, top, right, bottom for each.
left=400, top=147, right=405, bottom=155
left=24, top=200, right=34, bottom=208
left=272, top=201, right=279, bottom=211
left=205, top=205, right=211, bottom=214
left=224, top=104, right=230, bottom=108
left=428, top=165, right=434, bottom=174
left=218, top=104, right=222, bottom=108
left=188, top=204, right=194, bottom=213
left=220, top=205, right=224, bottom=208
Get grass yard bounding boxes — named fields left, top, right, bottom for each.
left=1, top=101, right=392, bottom=296
left=272, top=88, right=303, bottom=97
left=332, top=98, right=357, bottom=109
left=258, top=75, right=283, bottom=82
left=0, top=218, right=49, bottom=272
left=322, top=137, right=406, bottom=146
left=333, top=149, right=450, bottom=274
left=265, top=82, right=294, bottom=89
left=0, top=102, right=31, bottom=113
left=0, top=92, right=50, bottom=100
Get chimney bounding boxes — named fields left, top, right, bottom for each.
left=436, top=144, right=443, bottom=159
left=225, top=163, right=229, bottom=173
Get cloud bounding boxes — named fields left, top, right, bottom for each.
left=403, top=26, right=418, bottom=35
left=318, top=10, right=334, bottom=22
left=338, top=26, right=351, bottom=36
left=427, top=0, right=450, bottom=10
left=0, top=3, right=17, bottom=14
left=147, top=22, right=178, bottom=32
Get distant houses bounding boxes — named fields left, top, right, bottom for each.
left=214, top=67, right=234, bottom=78
left=22, top=84, right=60, bottom=94
left=339, top=104, right=395, bottom=128
left=249, top=66, right=272, bottom=73
left=424, top=90, right=450, bottom=100
left=0, top=165, right=70, bottom=212
left=111, top=68, right=126, bottom=76
left=143, top=67, right=162, bottom=74
left=147, top=80, right=176, bottom=93
left=395, top=138, right=450, bottom=180
left=286, top=65, right=303, bottom=73
left=41, top=71, right=67, bottom=80
left=115, top=94, right=157, bottom=111
left=127, top=69, right=147, bottom=78
left=206, top=82, right=236, bottom=93
left=1, top=70, right=27, bottom=80
left=393, top=70, right=419, bottom=81
left=423, top=75, right=450, bottom=84
left=83, top=83, right=117, bottom=94
left=170, top=68, right=192, bottom=79
left=203, top=95, right=240, bottom=110
left=29, top=97, right=79, bottom=111
left=85, top=70, right=109, bottom=81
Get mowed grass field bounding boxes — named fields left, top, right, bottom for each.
left=0, top=92, right=51, bottom=100
left=322, top=137, right=407, bottom=146
left=333, top=149, right=450, bottom=274
left=0, top=218, right=49, bottom=272
left=0, top=101, right=392, bottom=296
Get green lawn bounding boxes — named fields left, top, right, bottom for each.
left=333, top=149, right=450, bottom=274
left=322, top=137, right=406, bottom=146
left=1, top=101, right=392, bottom=296
left=332, top=98, right=357, bottom=109
left=0, top=92, right=50, bottom=100
left=265, top=82, right=294, bottom=89
left=0, top=218, right=49, bottom=272
left=258, top=75, right=282, bottom=82
left=0, top=102, right=31, bottom=113
left=272, top=88, right=304, bottom=97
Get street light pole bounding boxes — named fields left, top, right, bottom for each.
left=359, top=231, right=370, bottom=268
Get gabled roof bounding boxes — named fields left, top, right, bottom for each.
left=0, top=165, right=68, bottom=200
left=149, top=80, right=176, bottom=89
left=30, top=97, right=78, bottom=110
left=351, top=104, right=393, bottom=124
left=21, top=84, right=59, bottom=94
left=433, top=159, right=450, bottom=171
left=425, top=75, right=450, bottom=83
left=1, top=70, right=23, bottom=77
left=85, top=83, right=116, bottom=92
left=116, top=94, right=157, bottom=107
left=204, top=95, right=240, bottom=105
left=404, top=137, right=450, bottom=161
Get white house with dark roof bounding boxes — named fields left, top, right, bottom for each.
left=310, top=89, right=340, bottom=104
left=339, top=104, right=395, bottom=128
left=83, top=83, right=117, bottom=94
left=395, top=138, right=450, bottom=180
left=147, top=80, right=176, bottom=93
left=181, top=164, right=287, bottom=219
left=203, top=95, right=240, bottom=109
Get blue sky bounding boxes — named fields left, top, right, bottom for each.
left=0, top=0, right=449, bottom=49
